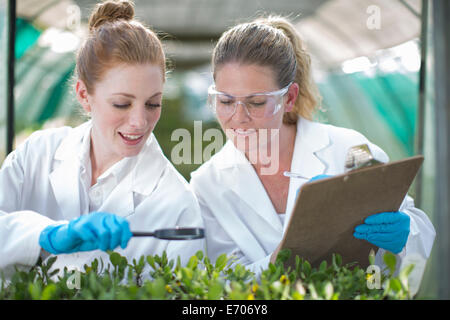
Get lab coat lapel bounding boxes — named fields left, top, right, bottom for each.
left=289, top=117, right=329, bottom=180
left=218, top=141, right=283, bottom=234
left=49, top=123, right=91, bottom=220
left=132, top=133, right=167, bottom=196
left=97, top=171, right=134, bottom=218
left=284, top=117, right=330, bottom=231
left=49, top=159, right=83, bottom=220
left=99, top=134, right=166, bottom=217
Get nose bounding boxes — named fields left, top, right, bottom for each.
left=232, top=101, right=251, bottom=122
left=128, top=105, right=148, bottom=129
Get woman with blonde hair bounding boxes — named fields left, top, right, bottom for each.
left=190, top=16, right=435, bottom=284
left=0, top=0, right=203, bottom=279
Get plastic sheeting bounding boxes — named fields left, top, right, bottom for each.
left=316, top=71, right=418, bottom=161
left=0, top=0, right=8, bottom=160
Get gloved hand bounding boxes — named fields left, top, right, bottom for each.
left=39, top=212, right=133, bottom=254
left=308, top=174, right=332, bottom=182
left=353, top=211, right=410, bottom=254
left=296, top=174, right=332, bottom=199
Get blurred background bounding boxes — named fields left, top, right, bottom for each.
left=1, top=0, right=449, bottom=299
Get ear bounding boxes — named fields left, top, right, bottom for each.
left=76, top=79, right=91, bottom=113
left=284, top=82, right=299, bottom=113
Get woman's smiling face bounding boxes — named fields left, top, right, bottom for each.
left=214, top=62, right=296, bottom=154
left=77, top=63, right=164, bottom=163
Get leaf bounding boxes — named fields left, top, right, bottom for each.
left=368, top=249, right=376, bottom=266
left=120, top=256, right=128, bottom=268
left=174, top=256, right=182, bottom=272
left=138, top=256, right=145, bottom=269
left=46, top=256, right=57, bottom=270
left=335, top=254, right=342, bottom=267
left=389, top=279, right=403, bottom=293
left=187, top=255, right=198, bottom=270
left=308, top=283, right=320, bottom=300
left=195, top=250, right=204, bottom=261
left=207, top=281, right=223, bottom=300
left=276, top=249, right=291, bottom=263
left=181, top=268, right=193, bottom=281
left=109, top=252, right=121, bottom=267
left=399, top=264, right=415, bottom=290
left=292, top=292, right=304, bottom=300
left=146, top=256, right=156, bottom=269
left=399, top=263, right=415, bottom=279
left=49, top=269, right=60, bottom=278
left=319, top=260, right=327, bottom=272
left=383, top=252, right=397, bottom=274
left=41, top=284, right=57, bottom=300
left=28, top=282, right=42, bottom=300
left=151, top=277, right=166, bottom=299
left=303, top=261, right=311, bottom=277
left=215, top=254, right=228, bottom=272
left=92, top=259, right=99, bottom=273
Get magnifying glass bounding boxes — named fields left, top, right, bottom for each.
left=132, top=227, right=205, bottom=240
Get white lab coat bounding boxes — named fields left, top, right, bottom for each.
left=0, top=121, right=204, bottom=279
left=190, top=117, right=435, bottom=294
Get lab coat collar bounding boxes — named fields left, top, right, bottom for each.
left=213, top=117, right=330, bottom=234
left=50, top=122, right=91, bottom=221
left=284, top=117, right=331, bottom=231
left=289, top=116, right=330, bottom=179
left=131, top=133, right=168, bottom=196
left=50, top=122, right=167, bottom=220
left=54, top=121, right=91, bottom=161
left=219, top=141, right=284, bottom=233
left=99, top=133, right=167, bottom=218
left=214, top=117, right=329, bottom=170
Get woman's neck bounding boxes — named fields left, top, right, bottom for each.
left=250, top=123, right=297, bottom=177
left=89, top=137, right=122, bottom=186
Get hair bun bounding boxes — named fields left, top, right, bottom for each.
left=88, top=0, right=135, bottom=32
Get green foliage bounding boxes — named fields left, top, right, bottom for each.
left=153, top=93, right=224, bottom=181
left=0, top=250, right=415, bottom=300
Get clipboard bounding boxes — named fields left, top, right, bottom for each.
left=279, top=155, right=424, bottom=269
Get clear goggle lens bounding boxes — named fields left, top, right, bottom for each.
left=207, top=82, right=291, bottom=119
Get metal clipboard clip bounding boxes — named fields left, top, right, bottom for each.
left=344, top=144, right=384, bottom=172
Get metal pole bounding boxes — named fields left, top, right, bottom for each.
left=433, top=0, right=450, bottom=300
left=415, top=0, right=428, bottom=208
left=6, top=0, right=15, bottom=154
left=398, top=0, right=421, bottom=18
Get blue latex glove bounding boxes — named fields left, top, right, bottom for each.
left=296, top=174, right=332, bottom=199
left=39, top=212, right=133, bottom=254
left=353, top=211, right=410, bottom=254
left=308, top=174, right=332, bottom=182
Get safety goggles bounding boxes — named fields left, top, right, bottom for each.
left=207, top=82, right=292, bottom=119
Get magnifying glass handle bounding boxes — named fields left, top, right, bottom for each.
left=132, top=232, right=155, bottom=237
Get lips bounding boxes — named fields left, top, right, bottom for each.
left=118, top=132, right=145, bottom=145
left=233, top=128, right=257, bottom=136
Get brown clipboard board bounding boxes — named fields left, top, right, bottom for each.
left=279, top=155, right=424, bottom=269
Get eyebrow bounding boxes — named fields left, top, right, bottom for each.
left=112, top=92, right=162, bottom=99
